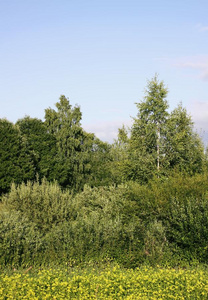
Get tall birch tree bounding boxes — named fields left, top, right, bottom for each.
left=130, top=75, right=169, bottom=180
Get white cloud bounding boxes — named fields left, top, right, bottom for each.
left=84, top=103, right=208, bottom=146
left=190, top=101, right=208, bottom=126
left=83, top=119, right=132, bottom=144
left=189, top=101, right=208, bottom=144
left=176, top=56, right=208, bottom=81
left=196, top=23, right=208, bottom=32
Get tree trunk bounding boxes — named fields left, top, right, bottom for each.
left=157, top=126, right=160, bottom=173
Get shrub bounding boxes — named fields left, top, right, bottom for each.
left=0, top=207, right=41, bottom=266
left=2, top=178, right=73, bottom=233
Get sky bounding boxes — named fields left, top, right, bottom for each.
left=0, top=0, right=208, bottom=144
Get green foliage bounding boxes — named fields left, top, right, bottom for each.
left=0, top=119, right=35, bottom=194
left=2, top=179, right=73, bottom=233
left=130, top=75, right=169, bottom=179
left=16, top=117, right=58, bottom=181
left=125, top=172, right=208, bottom=220
left=44, top=95, right=84, bottom=189
left=1, top=180, right=144, bottom=266
left=144, top=220, right=167, bottom=265
left=128, top=76, right=205, bottom=182
left=164, top=194, right=208, bottom=262
left=2, top=172, right=208, bottom=267
left=0, top=78, right=208, bottom=268
left=0, top=207, right=40, bottom=266
left=45, top=95, right=83, bottom=154
left=71, top=185, right=142, bottom=259
left=124, top=172, right=208, bottom=264
left=44, top=95, right=111, bottom=190
left=166, top=103, right=205, bottom=173
left=40, top=184, right=144, bottom=265
left=110, top=125, right=131, bottom=184
left=86, top=138, right=112, bottom=187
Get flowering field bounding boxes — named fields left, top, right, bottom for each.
left=0, top=265, right=208, bottom=299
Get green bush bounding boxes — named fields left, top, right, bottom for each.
left=2, top=172, right=208, bottom=267
left=69, top=185, right=144, bottom=266
left=1, top=180, right=145, bottom=266
left=0, top=207, right=41, bottom=266
left=164, top=194, right=208, bottom=262
left=123, top=172, right=208, bottom=265
left=2, top=178, right=73, bottom=233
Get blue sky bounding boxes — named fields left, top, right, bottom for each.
left=1, top=0, right=208, bottom=143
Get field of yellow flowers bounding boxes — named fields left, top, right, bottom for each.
left=0, top=265, right=208, bottom=299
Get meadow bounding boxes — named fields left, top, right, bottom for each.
left=1, top=265, right=208, bottom=299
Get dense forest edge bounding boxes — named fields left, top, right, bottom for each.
left=1, top=75, right=208, bottom=268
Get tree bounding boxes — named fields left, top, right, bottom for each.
left=16, top=117, right=58, bottom=181
left=129, top=76, right=205, bottom=181
left=44, top=95, right=86, bottom=189
left=0, top=119, right=35, bottom=194
left=86, top=137, right=112, bottom=187
left=129, top=75, right=169, bottom=181
left=165, top=103, right=205, bottom=174
left=45, top=95, right=83, bottom=154
left=110, top=125, right=131, bottom=184
left=44, top=95, right=111, bottom=190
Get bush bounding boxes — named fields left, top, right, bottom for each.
left=0, top=207, right=41, bottom=266
left=1, top=181, right=145, bottom=266
left=164, top=194, right=208, bottom=262
left=2, top=172, right=208, bottom=267
left=2, top=178, right=73, bottom=233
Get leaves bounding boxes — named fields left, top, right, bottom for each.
left=166, top=103, right=205, bottom=173
left=0, top=119, right=35, bottom=194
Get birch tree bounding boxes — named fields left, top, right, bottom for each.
left=130, top=75, right=169, bottom=179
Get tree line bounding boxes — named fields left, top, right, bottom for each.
left=1, top=75, right=208, bottom=267
left=0, top=75, right=206, bottom=195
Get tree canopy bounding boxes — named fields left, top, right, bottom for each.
left=0, top=77, right=208, bottom=268
left=0, top=77, right=206, bottom=195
